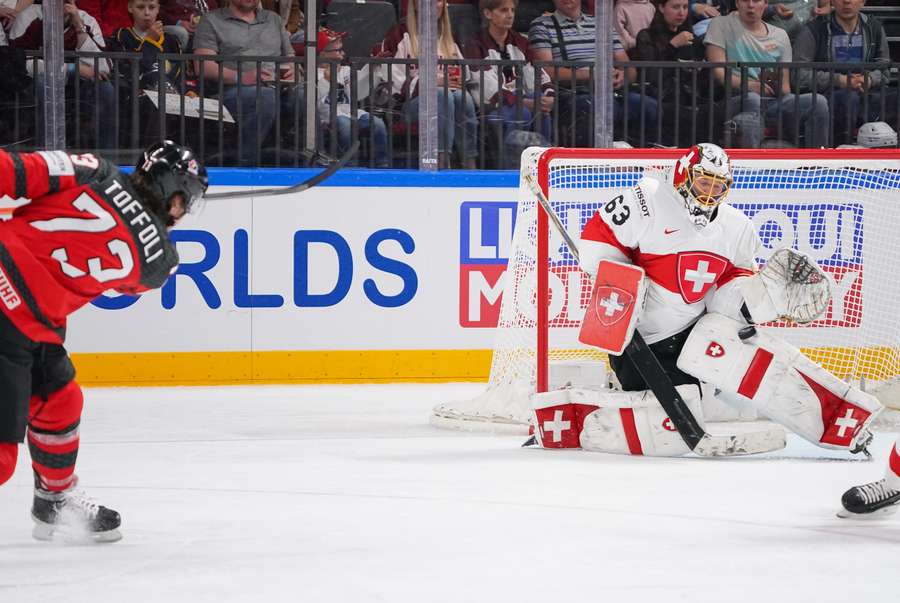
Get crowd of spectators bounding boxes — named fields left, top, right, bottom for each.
left=1, top=0, right=898, bottom=167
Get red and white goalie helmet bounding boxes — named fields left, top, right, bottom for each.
left=672, top=143, right=733, bottom=229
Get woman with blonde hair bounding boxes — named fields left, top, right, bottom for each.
left=373, top=0, right=478, bottom=169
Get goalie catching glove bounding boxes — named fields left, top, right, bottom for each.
left=742, top=248, right=832, bottom=324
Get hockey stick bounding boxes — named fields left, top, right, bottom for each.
left=523, top=172, right=784, bottom=457
left=203, top=141, right=360, bottom=201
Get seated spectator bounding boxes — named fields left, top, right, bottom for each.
left=691, top=1, right=828, bottom=39
left=374, top=0, right=478, bottom=169
left=77, top=0, right=134, bottom=38
left=464, top=0, right=554, bottom=153
left=631, top=0, right=705, bottom=103
left=529, top=0, right=658, bottom=147
left=317, top=28, right=390, bottom=167
left=793, top=0, right=894, bottom=145
left=704, top=0, right=830, bottom=147
left=10, top=0, right=116, bottom=149
left=161, top=0, right=218, bottom=50
left=108, top=0, right=184, bottom=91
left=261, top=0, right=303, bottom=41
left=615, top=0, right=655, bottom=50
left=194, top=0, right=303, bottom=166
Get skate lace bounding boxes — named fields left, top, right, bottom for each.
left=63, top=490, right=101, bottom=518
left=857, top=480, right=899, bottom=505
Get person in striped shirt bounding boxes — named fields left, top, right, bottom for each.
left=528, top=0, right=658, bottom=146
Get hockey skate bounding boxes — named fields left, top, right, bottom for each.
left=837, top=478, right=900, bottom=519
left=32, top=485, right=122, bottom=543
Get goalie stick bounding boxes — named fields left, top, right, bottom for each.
left=522, top=171, right=784, bottom=457
left=203, top=141, right=360, bottom=201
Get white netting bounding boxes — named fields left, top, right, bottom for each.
left=432, top=148, right=900, bottom=432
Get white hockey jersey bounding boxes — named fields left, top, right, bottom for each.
left=579, top=172, right=761, bottom=344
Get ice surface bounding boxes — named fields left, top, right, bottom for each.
left=1, top=383, right=898, bottom=603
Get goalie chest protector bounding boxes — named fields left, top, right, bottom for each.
left=579, top=175, right=759, bottom=344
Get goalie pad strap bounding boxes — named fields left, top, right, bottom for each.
left=619, top=408, right=643, bottom=455
left=736, top=348, right=774, bottom=399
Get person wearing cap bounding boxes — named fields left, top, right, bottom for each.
left=318, top=28, right=390, bottom=168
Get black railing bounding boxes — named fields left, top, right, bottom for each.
left=3, top=52, right=898, bottom=169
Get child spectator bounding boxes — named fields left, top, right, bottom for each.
left=614, top=0, right=655, bottom=50
left=109, top=0, right=184, bottom=91
left=317, top=27, right=390, bottom=167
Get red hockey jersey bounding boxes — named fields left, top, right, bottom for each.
left=0, top=151, right=179, bottom=344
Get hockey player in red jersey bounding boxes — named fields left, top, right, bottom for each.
left=530, top=143, right=884, bottom=457
left=0, top=141, right=208, bottom=542
left=839, top=435, right=900, bottom=518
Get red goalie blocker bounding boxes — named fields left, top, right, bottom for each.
left=579, top=260, right=647, bottom=355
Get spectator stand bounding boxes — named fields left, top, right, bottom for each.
left=324, top=0, right=396, bottom=58
left=447, top=2, right=480, bottom=48
left=863, top=4, right=900, bottom=63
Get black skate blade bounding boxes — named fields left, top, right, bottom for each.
left=836, top=505, right=900, bottom=520
left=521, top=435, right=537, bottom=447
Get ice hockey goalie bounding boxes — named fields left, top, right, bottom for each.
left=529, top=144, right=882, bottom=457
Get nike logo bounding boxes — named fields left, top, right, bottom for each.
left=664, top=228, right=679, bottom=235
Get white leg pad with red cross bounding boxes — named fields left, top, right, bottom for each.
left=677, top=313, right=883, bottom=451
left=531, top=386, right=704, bottom=457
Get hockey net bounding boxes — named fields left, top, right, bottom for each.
left=432, top=147, right=900, bottom=432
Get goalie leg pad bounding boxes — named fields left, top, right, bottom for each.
left=579, top=385, right=704, bottom=457
left=530, top=389, right=602, bottom=449
left=677, top=313, right=883, bottom=451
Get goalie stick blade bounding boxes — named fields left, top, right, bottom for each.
left=203, top=141, right=359, bottom=201
left=692, top=429, right=786, bottom=457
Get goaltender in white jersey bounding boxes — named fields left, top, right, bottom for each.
left=529, top=144, right=884, bottom=458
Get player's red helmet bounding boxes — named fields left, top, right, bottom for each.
left=673, top=143, right=732, bottom=229
left=135, top=141, right=208, bottom=216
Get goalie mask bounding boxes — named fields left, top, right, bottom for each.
left=673, top=143, right=733, bottom=229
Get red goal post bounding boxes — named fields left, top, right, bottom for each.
left=433, top=147, right=900, bottom=432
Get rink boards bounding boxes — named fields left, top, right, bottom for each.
left=63, top=167, right=899, bottom=385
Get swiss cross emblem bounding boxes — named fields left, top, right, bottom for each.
left=661, top=418, right=677, bottom=432
left=592, top=286, right=634, bottom=326
left=797, top=370, right=872, bottom=447
left=706, top=342, right=725, bottom=357
left=676, top=252, right=729, bottom=304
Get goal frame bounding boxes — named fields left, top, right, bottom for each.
left=533, top=147, right=900, bottom=398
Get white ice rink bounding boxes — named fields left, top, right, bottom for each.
left=1, top=383, right=899, bottom=603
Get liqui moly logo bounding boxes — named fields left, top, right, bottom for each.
left=0, top=265, right=22, bottom=310
left=459, top=201, right=516, bottom=327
